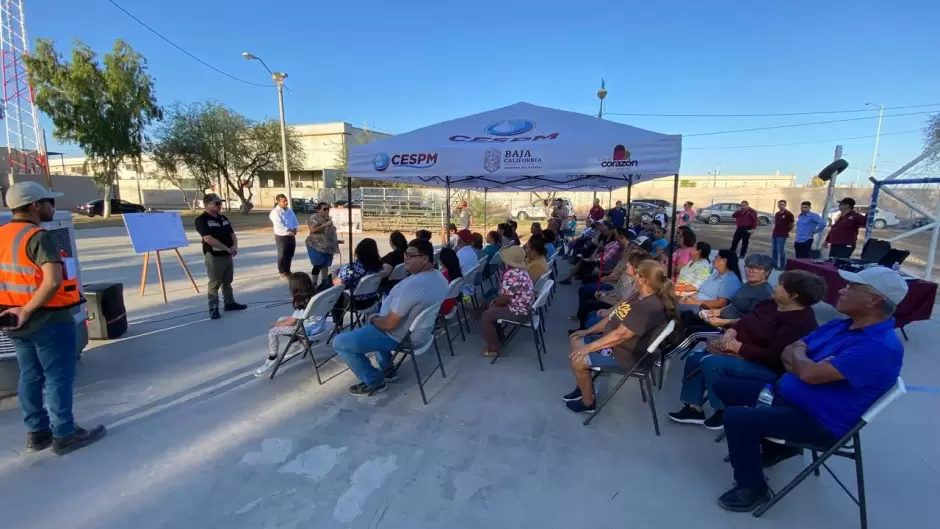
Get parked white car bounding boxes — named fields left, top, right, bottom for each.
left=827, top=206, right=899, bottom=229
left=511, top=198, right=573, bottom=220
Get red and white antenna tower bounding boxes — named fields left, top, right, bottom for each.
left=0, top=0, right=46, bottom=178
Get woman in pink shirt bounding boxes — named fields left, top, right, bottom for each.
left=677, top=201, right=696, bottom=228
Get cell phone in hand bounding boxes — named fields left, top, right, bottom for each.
left=0, top=312, right=17, bottom=329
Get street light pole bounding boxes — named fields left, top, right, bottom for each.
left=243, top=52, right=293, bottom=204
left=274, top=73, right=292, bottom=204
left=866, top=102, right=884, bottom=183
left=594, top=79, right=608, bottom=203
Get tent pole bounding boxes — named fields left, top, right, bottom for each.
left=625, top=181, right=632, bottom=222
left=444, top=178, right=452, bottom=245
left=667, top=173, right=679, bottom=277
left=483, top=188, right=488, bottom=230
left=608, top=188, right=612, bottom=210
left=347, top=175, right=354, bottom=263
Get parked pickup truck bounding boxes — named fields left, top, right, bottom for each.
left=511, top=198, right=573, bottom=220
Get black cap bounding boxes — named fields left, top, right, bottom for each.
left=203, top=193, right=224, bottom=204
left=838, top=197, right=856, bottom=208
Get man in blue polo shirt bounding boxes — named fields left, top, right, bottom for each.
left=710, top=266, right=908, bottom=513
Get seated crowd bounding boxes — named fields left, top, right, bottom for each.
left=259, top=210, right=909, bottom=517
left=556, top=214, right=909, bottom=514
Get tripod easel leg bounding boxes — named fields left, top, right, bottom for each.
left=140, top=252, right=150, bottom=296
left=155, top=250, right=167, bottom=303
left=174, top=248, right=200, bottom=293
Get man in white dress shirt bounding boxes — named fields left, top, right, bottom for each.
left=269, top=194, right=299, bottom=279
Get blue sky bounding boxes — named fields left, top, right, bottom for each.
left=30, top=0, right=940, bottom=182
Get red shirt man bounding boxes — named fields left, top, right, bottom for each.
left=732, top=202, right=758, bottom=229
left=588, top=199, right=605, bottom=222
left=825, top=198, right=867, bottom=258
left=772, top=202, right=795, bottom=238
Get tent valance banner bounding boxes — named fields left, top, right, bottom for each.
left=348, top=102, right=682, bottom=191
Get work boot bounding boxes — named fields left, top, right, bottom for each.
left=224, top=302, right=248, bottom=311
left=26, top=429, right=53, bottom=453
left=51, top=425, right=107, bottom=456
left=209, top=301, right=221, bottom=320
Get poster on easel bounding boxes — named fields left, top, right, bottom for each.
left=332, top=207, right=362, bottom=234
left=122, top=212, right=199, bottom=303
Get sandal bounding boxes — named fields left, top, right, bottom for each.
left=482, top=350, right=500, bottom=357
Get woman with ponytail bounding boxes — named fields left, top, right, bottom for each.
left=563, top=259, right=678, bottom=414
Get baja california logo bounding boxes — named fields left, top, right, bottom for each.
left=483, top=149, right=501, bottom=173
left=449, top=119, right=558, bottom=143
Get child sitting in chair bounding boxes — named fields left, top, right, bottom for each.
left=255, top=272, right=324, bottom=377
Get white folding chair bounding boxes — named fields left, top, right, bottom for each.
left=459, top=263, right=483, bottom=326
left=492, top=280, right=554, bottom=371
left=337, top=272, right=384, bottom=332
left=268, top=285, right=345, bottom=384
left=486, top=251, right=503, bottom=289
left=388, top=263, right=408, bottom=281
left=584, top=320, right=677, bottom=434
left=750, top=378, right=907, bottom=528
left=438, top=277, right=466, bottom=356
left=390, top=302, right=447, bottom=405
left=533, top=271, right=552, bottom=297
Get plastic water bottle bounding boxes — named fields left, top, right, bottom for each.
left=756, top=384, right=774, bottom=408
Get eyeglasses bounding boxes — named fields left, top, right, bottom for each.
left=404, top=251, right=425, bottom=260
left=745, top=265, right=767, bottom=272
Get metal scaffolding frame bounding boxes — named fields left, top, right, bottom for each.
left=864, top=145, right=940, bottom=280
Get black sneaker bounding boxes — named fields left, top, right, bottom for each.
left=26, top=429, right=53, bottom=452
left=559, top=278, right=572, bottom=285
left=224, top=302, right=248, bottom=311
left=209, top=307, right=221, bottom=320
left=562, top=387, right=583, bottom=402
left=348, top=381, right=387, bottom=397
left=761, top=441, right=802, bottom=468
left=565, top=398, right=596, bottom=414
left=717, top=484, right=770, bottom=512
left=52, top=425, right=107, bottom=456
left=383, top=366, right=399, bottom=383
left=704, top=410, right=725, bottom=430
left=667, top=404, right=706, bottom=425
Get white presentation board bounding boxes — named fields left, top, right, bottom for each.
left=332, top=207, right=362, bottom=234
left=123, top=212, right=190, bottom=254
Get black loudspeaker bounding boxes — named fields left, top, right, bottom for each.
left=817, top=159, right=849, bottom=182
left=83, top=283, right=127, bottom=340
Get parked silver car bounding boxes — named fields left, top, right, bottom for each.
left=696, top=202, right=773, bottom=226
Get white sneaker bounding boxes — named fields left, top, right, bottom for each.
left=254, top=358, right=277, bottom=377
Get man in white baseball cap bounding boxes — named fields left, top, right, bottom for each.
left=4, top=180, right=63, bottom=209
left=712, top=265, right=907, bottom=513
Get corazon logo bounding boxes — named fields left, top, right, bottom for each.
left=373, top=153, right=390, bottom=171
left=483, top=120, right=535, bottom=137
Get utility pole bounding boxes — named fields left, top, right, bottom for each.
left=711, top=161, right=721, bottom=188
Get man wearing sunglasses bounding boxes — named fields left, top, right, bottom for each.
left=194, top=193, right=247, bottom=319
left=0, top=181, right=106, bottom=455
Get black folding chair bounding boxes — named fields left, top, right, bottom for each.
left=748, top=378, right=907, bottom=529
left=582, top=320, right=677, bottom=433
left=268, top=285, right=345, bottom=384
left=437, top=278, right=467, bottom=357
left=655, top=330, right=722, bottom=391
left=390, top=302, right=448, bottom=405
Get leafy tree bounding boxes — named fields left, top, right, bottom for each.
left=148, top=141, right=203, bottom=211
left=809, top=175, right=827, bottom=187
left=25, top=38, right=162, bottom=217
left=679, top=179, right=697, bottom=188
left=154, top=101, right=304, bottom=213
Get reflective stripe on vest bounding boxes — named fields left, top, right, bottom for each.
left=0, top=221, right=83, bottom=310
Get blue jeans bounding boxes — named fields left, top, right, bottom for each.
left=578, top=283, right=613, bottom=299
left=10, top=321, right=78, bottom=438
left=679, top=348, right=779, bottom=410
left=332, top=324, right=399, bottom=387
left=772, top=237, right=788, bottom=269
left=716, top=377, right=837, bottom=489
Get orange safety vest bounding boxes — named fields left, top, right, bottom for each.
left=0, top=221, right=83, bottom=310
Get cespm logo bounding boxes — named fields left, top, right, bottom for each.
left=483, top=119, right=536, bottom=137
left=373, top=152, right=438, bottom=172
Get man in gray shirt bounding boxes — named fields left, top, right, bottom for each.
left=332, top=238, right=447, bottom=396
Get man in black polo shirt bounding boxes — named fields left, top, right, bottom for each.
left=194, top=194, right=247, bottom=319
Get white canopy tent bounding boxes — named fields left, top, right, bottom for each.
left=344, top=102, right=684, bottom=269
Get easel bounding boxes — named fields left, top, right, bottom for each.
left=140, top=248, right=200, bottom=303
